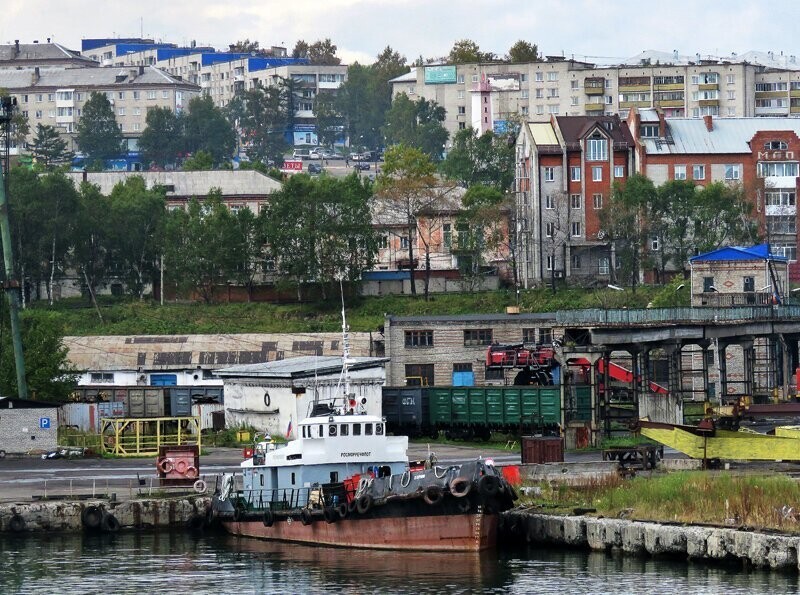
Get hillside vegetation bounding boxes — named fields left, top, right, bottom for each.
left=25, top=285, right=668, bottom=336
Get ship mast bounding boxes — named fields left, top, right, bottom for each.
left=339, top=278, right=354, bottom=411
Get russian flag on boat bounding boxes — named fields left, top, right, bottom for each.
left=286, top=416, right=293, bottom=438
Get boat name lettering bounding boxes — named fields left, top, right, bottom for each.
left=340, top=451, right=372, bottom=457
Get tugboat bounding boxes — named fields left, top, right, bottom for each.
left=211, top=289, right=518, bottom=551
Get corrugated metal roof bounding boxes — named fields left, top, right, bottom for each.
left=65, top=170, right=281, bottom=199
left=387, top=313, right=556, bottom=323
left=645, top=118, right=800, bottom=155
left=529, top=122, right=558, bottom=146
left=690, top=243, right=788, bottom=262
left=215, top=356, right=388, bottom=378
left=64, top=333, right=375, bottom=371
left=0, top=65, right=194, bottom=89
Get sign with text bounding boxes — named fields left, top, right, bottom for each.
left=281, top=159, right=303, bottom=174
left=39, top=417, right=51, bottom=429
left=424, top=65, right=457, bottom=84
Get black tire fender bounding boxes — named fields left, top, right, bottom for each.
left=323, top=506, right=337, bottom=524
left=478, top=475, right=500, bottom=497
left=347, top=499, right=357, bottom=514
left=262, top=509, right=274, bottom=527
left=336, top=503, right=348, bottom=519
left=233, top=502, right=245, bottom=522
left=300, top=508, right=313, bottom=526
left=423, top=485, right=444, bottom=506
left=101, top=513, right=120, bottom=533
left=356, top=494, right=373, bottom=515
left=8, top=514, right=25, bottom=533
left=81, top=505, right=103, bottom=529
left=449, top=477, right=472, bottom=498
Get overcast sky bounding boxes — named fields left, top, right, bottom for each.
left=4, top=0, right=800, bottom=65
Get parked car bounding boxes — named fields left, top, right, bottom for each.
left=354, top=162, right=370, bottom=171
left=308, top=163, right=323, bottom=174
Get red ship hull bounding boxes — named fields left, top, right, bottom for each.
left=222, top=511, right=498, bottom=551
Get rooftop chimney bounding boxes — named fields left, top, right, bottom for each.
left=14, top=40, right=19, bottom=56
left=47, top=37, right=50, bottom=43
left=657, top=109, right=667, bottom=137
left=32, top=67, right=40, bottom=84
left=703, top=114, right=713, bottom=132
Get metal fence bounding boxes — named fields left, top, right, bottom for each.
left=556, top=305, right=800, bottom=327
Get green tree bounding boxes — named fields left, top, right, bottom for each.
left=7, top=167, right=48, bottom=303
left=106, top=177, right=166, bottom=299
left=458, top=185, right=513, bottom=287
left=182, top=150, right=214, bottom=171
left=599, top=174, right=656, bottom=289
left=71, top=181, right=111, bottom=320
left=384, top=94, right=448, bottom=160
left=506, top=40, right=539, bottom=63
left=694, top=182, right=758, bottom=253
left=139, top=106, right=183, bottom=168
left=313, top=91, right=344, bottom=149
left=448, top=39, right=494, bottom=63
left=308, top=39, right=341, bottom=65
left=0, top=313, right=77, bottom=401
left=183, top=95, right=236, bottom=166
left=227, top=84, right=289, bottom=165
left=440, top=127, right=515, bottom=192
left=650, top=179, right=697, bottom=280
left=29, top=124, right=74, bottom=170
left=76, top=92, right=125, bottom=165
left=292, top=40, right=309, bottom=59
left=0, top=89, right=30, bottom=149
left=229, top=39, right=260, bottom=53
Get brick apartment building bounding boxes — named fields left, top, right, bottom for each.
left=514, top=114, right=635, bottom=288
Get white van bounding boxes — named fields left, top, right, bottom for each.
left=292, top=148, right=311, bottom=160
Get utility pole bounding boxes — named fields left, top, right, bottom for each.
left=0, top=96, right=28, bottom=398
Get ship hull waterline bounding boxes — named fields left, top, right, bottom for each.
left=222, top=511, right=498, bottom=552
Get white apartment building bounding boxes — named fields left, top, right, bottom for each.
left=392, top=53, right=800, bottom=139
left=0, top=65, right=200, bottom=159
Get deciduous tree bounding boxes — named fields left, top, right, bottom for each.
left=183, top=95, right=236, bottom=166
left=448, top=39, right=494, bottom=64
left=506, top=40, right=539, bottom=63
left=441, top=127, right=515, bottom=192
left=383, top=94, right=448, bottom=161
left=139, top=106, right=183, bottom=168
left=226, top=84, right=289, bottom=165
left=76, top=92, right=124, bottom=165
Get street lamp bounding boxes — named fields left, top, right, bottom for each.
left=607, top=284, right=624, bottom=291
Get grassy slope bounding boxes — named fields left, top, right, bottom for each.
left=27, top=286, right=662, bottom=336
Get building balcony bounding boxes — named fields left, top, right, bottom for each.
left=698, top=83, right=718, bottom=91
left=655, top=99, right=684, bottom=108
left=791, top=105, right=800, bottom=113
left=755, top=106, right=789, bottom=115
left=618, top=84, right=650, bottom=92
left=698, top=99, right=719, bottom=107
left=584, top=78, right=605, bottom=95
left=585, top=103, right=605, bottom=112
left=294, top=109, right=315, bottom=118
left=756, top=90, right=789, bottom=99
left=318, top=81, right=342, bottom=90
left=790, top=89, right=800, bottom=98
left=653, top=83, right=685, bottom=91
left=619, top=100, right=651, bottom=109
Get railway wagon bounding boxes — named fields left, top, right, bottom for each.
left=382, top=386, right=562, bottom=440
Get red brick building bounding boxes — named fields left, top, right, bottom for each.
left=514, top=115, right=635, bottom=287
left=628, top=109, right=800, bottom=280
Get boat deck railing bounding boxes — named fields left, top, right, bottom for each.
left=239, top=483, right=355, bottom=512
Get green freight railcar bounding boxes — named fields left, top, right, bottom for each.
left=423, top=386, right=562, bottom=438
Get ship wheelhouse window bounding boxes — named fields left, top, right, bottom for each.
left=318, top=424, right=323, bottom=437
left=260, top=474, right=264, bottom=486
left=376, top=423, right=384, bottom=435
left=330, top=471, right=339, bottom=483
left=353, top=424, right=362, bottom=436
left=365, top=424, right=373, bottom=436
left=340, top=424, right=349, bottom=436
left=291, top=472, right=296, bottom=485
left=328, top=424, right=337, bottom=437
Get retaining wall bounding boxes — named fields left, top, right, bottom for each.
left=0, top=497, right=211, bottom=533
left=501, top=511, right=800, bottom=570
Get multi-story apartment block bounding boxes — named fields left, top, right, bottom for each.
left=0, top=39, right=96, bottom=69
left=628, top=109, right=800, bottom=280
left=514, top=114, right=635, bottom=288
left=392, top=53, right=800, bottom=140
left=79, top=39, right=348, bottom=147
left=0, top=65, right=200, bottom=163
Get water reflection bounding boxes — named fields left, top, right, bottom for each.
left=0, top=533, right=798, bottom=595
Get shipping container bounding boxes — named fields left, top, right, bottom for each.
left=127, top=388, right=165, bottom=418
left=381, top=387, right=426, bottom=435
left=97, top=401, right=126, bottom=418
left=167, top=389, right=193, bottom=417
left=521, top=436, right=564, bottom=464
left=59, top=403, right=98, bottom=432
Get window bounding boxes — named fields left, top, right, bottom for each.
left=535, top=88, right=543, bottom=99
left=535, top=72, right=543, bottom=82
left=570, top=194, right=581, bottom=209
left=593, top=193, right=603, bottom=209
left=457, top=90, right=464, bottom=99
left=118, top=108, right=125, bottom=116
left=464, top=329, right=493, bottom=346
left=133, top=91, right=140, bottom=100
left=521, top=106, right=529, bottom=115
left=766, top=191, right=796, bottom=206
left=133, top=123, right=140, bottom=131
left=520, top=74, right=528, bottom=82
left=605, top=95, right=613, bottom=105
left=36, top=94, right=43, bottom=102
left=472, top=75, right=478, bottom=83
left=571, top=96, right=579, bottom=106
left=546, top=255, right=554, bottom=270
left=764, top=140, right=789, bottom=151
left=545, top=194, right=554, bottom=209
left=35, top=110, right=42, bottom=119
left=592, top=166, right=602, bottom=181
left=162, top=90, right=169, bottom=99
left=773, top=244, right=798, bottom=261
left=544, top=167, right=555, bottom=182
left=400, top=236, right=409, bottom=249
left=147, top=90, right=156, bottom=100
left=640, top=124, right=659, bottom=138
left=521, top=90, right=529, bottom=99
left=522, top=328, right=537, bottom=344
left=650, top=236, right=660, bottom=251
left=536, top=105, right=544, bottom=115
left=758, top=162, right=799, bottom=177
left=90, top=372, right=114, bottom=383
left=340, top=424, right=349, bottom=437
left=405, top=330, right=433, bottom=347
left=365, top=424, right=373, bottom=436
left=724, top=164, right=741, bottom=180
left=703, top=277, right=715, bottom=292
left=133, top=107, right=141, bottom=115
left=405, top=364, right=434, bottom=386
left=674, top=164, right=687, bottom=180
left=727, top=74, right=735, bottom=84
left=571, top=79, right=579, bottom=90
left=598, top=257, right=610, bottom=275
left=458, top=106, right=465, bottom=114
left=692, top=73, right=719, bottom=85
left=547, top=88, right=558, bottom=98
left=548, top=105, right=559, bottom=114
left=571, top=254, right=582, bottom=269
left=453, top=363, right=473, bottom=374
left=692, top=164, right=705, bottom=180
left=614, top=165, right=624, bottom=178
left=571, top=222, right=582, bottom=237
left=545, top=222, right=554, bottom=237
left=457, top=74, right=465, bottom=84
left=458, top=122, right=466, bottom=130
left=586, top=138, right=608, bottom=161
left=756, top=83, right=788, bottom=92
left=547, top=71, right=557, bottom=82
left=727, top=90, right=736, bottom=100
left=743, top=276, right=755, bottom=293
left=353, top=423, right=362, bottom=436
left=570, top=166, right=581, bottom=181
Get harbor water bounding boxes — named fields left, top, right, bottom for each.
left=0, top=532, right=798, bottom=594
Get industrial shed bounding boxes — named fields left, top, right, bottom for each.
left=0, top=398, right=58, bottom=455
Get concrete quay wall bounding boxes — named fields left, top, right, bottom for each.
left=0, top=497, right=211, bottom=533
left=501, top=511, right=800, bottom=570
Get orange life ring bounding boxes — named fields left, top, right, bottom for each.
left=185, top=465, right=198, bottom=479
left=159, top=459, right=173, bottom=474
left=176, top=460, right=188, bottom=474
